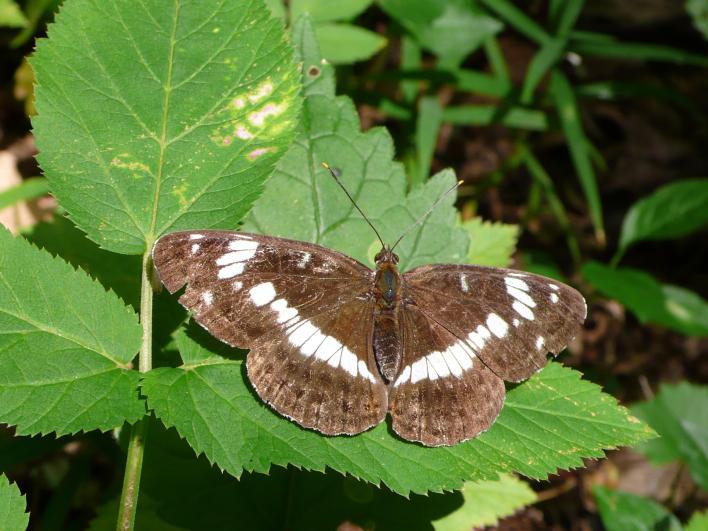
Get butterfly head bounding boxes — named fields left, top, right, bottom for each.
left=374, top=246, right=399, bottom=266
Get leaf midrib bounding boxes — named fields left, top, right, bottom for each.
left=146, top=0, right=180, bottom=248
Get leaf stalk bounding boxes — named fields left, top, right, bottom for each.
left=116, top=249, right=154, bottom=530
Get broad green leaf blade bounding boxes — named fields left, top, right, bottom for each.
left=33, top=0, right=301, bottom=255
left=291, top=0, right=373, bottom=23
left=582, top=261, right=708, bottom=336
left=0, top=474, right=28, bottom=530
left=144, top=325, right=653, bottom=496
left=618, top=178, right=708, bottom=255
left=0, top=177, right=49, bottom=210
left=462, top=218, right=519, bottom=267
left=432, top=475, right=536, bottom=530
left=549, top=70, right=605, bottom=245
left=315, top=23, right=386, bottom=64
left=0, top=227, right=144, bottom=436
left=244, top=19, right=467, bottom=272
left=380, top=0, right=502, bottom=67
left=0, top=0, right=27, bottom=28
left=592, top=486, right=681, bottom=531
left=25, top=214, right=141, bottom=308
left=632, top=382, right=708, bottom=491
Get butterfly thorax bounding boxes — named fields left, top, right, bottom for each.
left=372, top=247, right=403, bottom=383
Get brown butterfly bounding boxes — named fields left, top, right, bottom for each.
left=152, top=164, right=586, bottom=446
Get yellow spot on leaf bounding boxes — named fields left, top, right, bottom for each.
left=110, top=154, right=150, bottom=179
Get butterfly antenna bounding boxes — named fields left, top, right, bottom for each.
left=390, top=179, right=463, bottom=252
left=322, top=162, right=386, bottom=248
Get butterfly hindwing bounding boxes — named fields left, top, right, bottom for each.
left=152, top=230, right=388, bottom=434
left=402, top=265, right=586, bottom=382
left=388, top=305, right=506, bottom=446
left=247, top=297, right=388, bottom=435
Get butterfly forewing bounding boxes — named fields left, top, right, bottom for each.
left=152, top=230, right=388, bottom=434
left=402, top=265, right=586, bottom=382
left=388, top=305, right=505, bottom=446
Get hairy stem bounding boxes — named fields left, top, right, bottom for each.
left=116, top=250, right=154, bottom=530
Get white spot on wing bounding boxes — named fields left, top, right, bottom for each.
left=460, top=274, right=469, bottom=293
left=428, top=351, right=450, bottom=378
left=394, top=365, right=411, bottom=387
left=550, top=292, right=559, bottom=303
left=513, top=300, right=535, bottom=320
left=549, top=283, right=560, bottom=291
left=233, top=281, right=243, bottom=291
left=191, top=243, right=200, bottom=254
left=216, top=250, right=256, bottom=266
left=487, top=313, right=509, bottom=338
left=467, top=331, right=485, bottom=350
left=442, top=349, right=463, bottom=377
left=249, top=282, right=276, bottom=307
left=229, top=240, right=258, bottom=252
left=189, top=234, right=204, bottom=240
left=450, top=342, right=474, bottom=370
left=507, top=285, right=536, bottom=308
left=358, top=360, right=377, bottom=383
left=340, top=350, right=358, bottom=377
left=536, top=336, right=545, bottom=350
left=505, top=277, right=529, bottom=291
left=316, top=336, right=340, bottom=360
left=298, top=252, right=311, bottom=269
left=270, top=298, right=298, bottom=324
left=326, top=349, right=342, bottom=368
left=202, top=291, right=213, bottom=306
left=476, top=325, right=491, bottom=340
left=513, top=318, right=520, bottom=327
left=410, top=358, right=428, bottom=383
left=218, top=262, right=245, bottom=279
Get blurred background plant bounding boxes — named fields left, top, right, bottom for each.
left=0, top=0, right=706, bottom=529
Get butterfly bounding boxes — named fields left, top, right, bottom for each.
left=152, top=164, right=586, bottom=447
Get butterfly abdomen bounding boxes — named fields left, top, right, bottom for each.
left=373, top=261, right=403, bottom=382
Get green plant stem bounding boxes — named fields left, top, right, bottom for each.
left=116, top=250, right=154, bottom=530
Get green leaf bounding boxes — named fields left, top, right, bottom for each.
left=0, top=474, right=29, bottom=530
left=592, top=486, right=681, bottom=531
left=245, top=18, right=467, bottom=272
left=618, top=179, right=708, bottom=256
left=0, top=177, right=49, bottom=210
left=414, top=95, right=443, bottom=187
left=441, top=105, right=548, bottom=130
left=0, top=0, right=27, bottom=28
left=315, top=23, right=386, bottom=64
left=632, top=382, right=708, bottom=491
left=686, top=510, right=708, bottom=531
left=432, top=475, right=536, bottom=530
left=479, top=0, right=549, bottom=44
left=25, top=214, right=141, bottom=308
left=582, top=261, right=708, bottom=336
left=462, top=218, right=519, bottom=267
left=145, top=323, right=653, bottom=495
left=0, top=227, right=144, bottom=436
left=570, top=36, right=708, bottom=67
left=549, top=70, right=605, bottom=245
left=380, top=0, right=502, bottom=67
left=291, top=0, right=372, bottom=23
left=521, top=37, right=566, bottom=104
left=687, top=0, right=708, bottom=40
left=32, top=0, right=301, bottom=255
